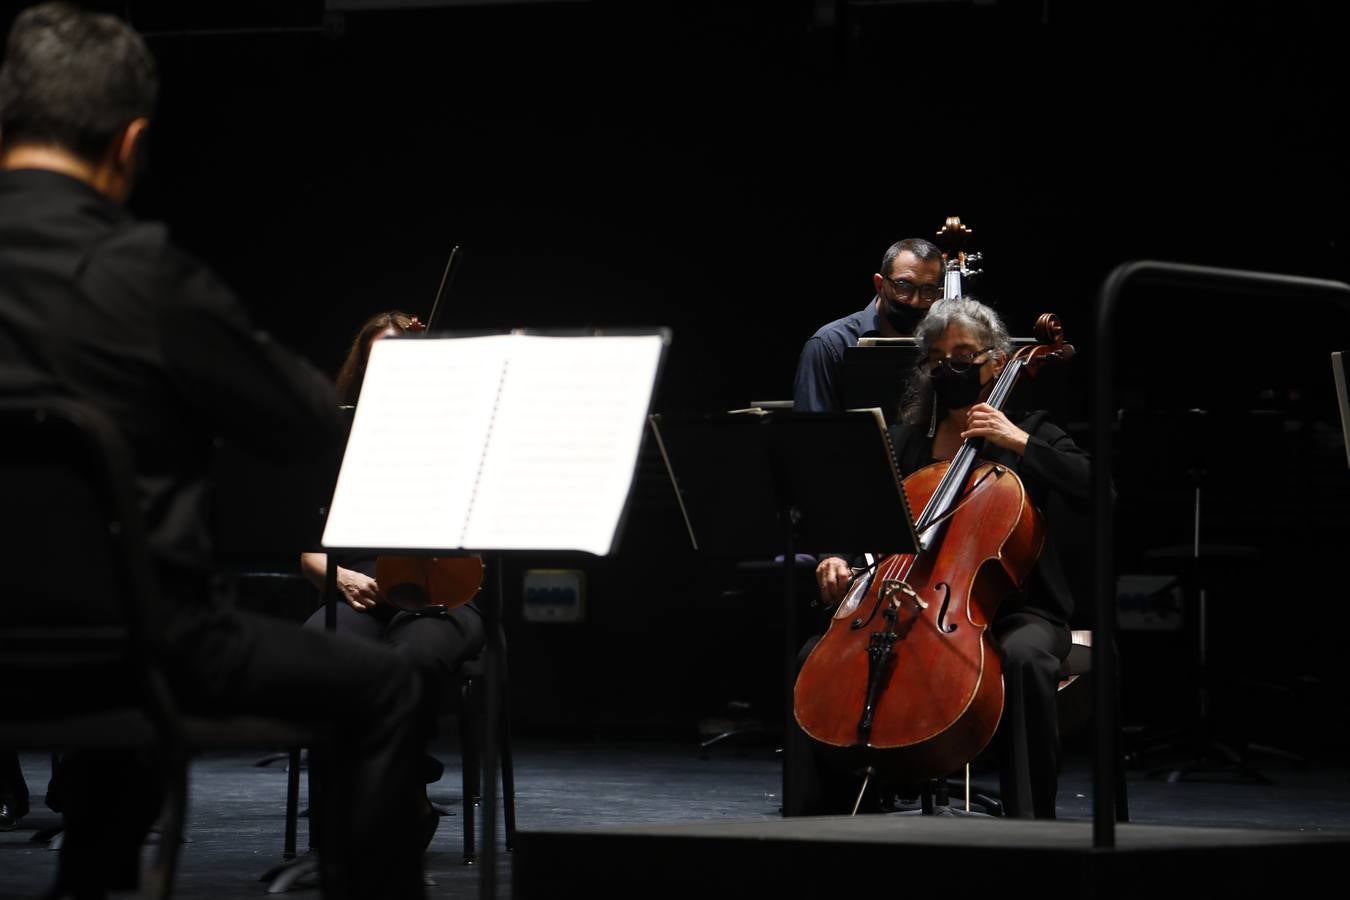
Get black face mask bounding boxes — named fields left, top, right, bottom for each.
left=881, top=295, right=926, bottom=333
left=930, top=360, right=986, bottom=410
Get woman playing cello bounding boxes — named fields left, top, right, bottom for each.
left=794, top=297, right=1090, bottom=819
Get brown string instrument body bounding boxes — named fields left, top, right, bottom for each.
left=376, top=553, right=484, bottom=612
left=792, top=313, right=1073, bottom=782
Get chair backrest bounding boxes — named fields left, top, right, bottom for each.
left=0, top=397, right=166, bottom=716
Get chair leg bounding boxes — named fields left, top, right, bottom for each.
left=1115, top=726, right=1131, bottom=822
left=146, top=752, right=188, bottom=900
left=283, top=748, right=301, bottom=859
left=499, top=690, right=515, bottom=850
left=260, top=747, right=321, bottom=894
left=1113, top=647, right=1130, bottom=823
left=460, top=678, right=478, bottom=866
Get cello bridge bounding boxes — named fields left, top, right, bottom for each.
left=881, top=579, right=928, bottom=611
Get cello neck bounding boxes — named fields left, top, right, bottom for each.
left=913, top=355, right=1026, bottom=539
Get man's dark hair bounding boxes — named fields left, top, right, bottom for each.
left=0, top=2, right=157, bottom=162
left=879, top=237, right=944, bottom=278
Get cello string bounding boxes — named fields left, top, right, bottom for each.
left=916, top=355, right=1026, bottom=535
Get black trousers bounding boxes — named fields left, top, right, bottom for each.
left=785, top=610, right=1069, bottom=819
left=52, top=603, right=429, bottom=900
left=992, top=611, right=1071, bottom=818
left=302, top=600, right=485, bottom=741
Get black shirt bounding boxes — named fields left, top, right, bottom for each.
left=792, top=300, right=883, bottom=412
left=0, top=168, right=340, bottom=571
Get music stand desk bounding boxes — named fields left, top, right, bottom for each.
left=649, top=410, right=918, bottom=812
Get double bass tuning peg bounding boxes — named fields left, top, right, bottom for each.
left=935, top=217, right=982, bottom=285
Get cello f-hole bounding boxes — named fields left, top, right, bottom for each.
left=934, top=582, right=958, bottom=634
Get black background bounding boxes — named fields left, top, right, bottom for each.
left=6, top=1, right=1349, bottom=754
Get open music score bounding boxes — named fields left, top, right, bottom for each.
left=322, top=331, right=667, bottom=556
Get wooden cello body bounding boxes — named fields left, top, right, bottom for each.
left=793, top=458, right=1042, bottom=779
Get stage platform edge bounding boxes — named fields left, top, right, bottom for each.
left=513, top=814, right=1350, bottom=898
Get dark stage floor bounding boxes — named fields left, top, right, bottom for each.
left=2, top=738, right=1349, bottom=899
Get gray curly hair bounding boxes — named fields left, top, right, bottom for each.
left=898, top=297, right=1013, bottom=426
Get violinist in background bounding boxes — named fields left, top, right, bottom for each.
left=793, top=297, right=1091, bottom=819
left=300, top=310, right=486, bottom=811
left=792, top=237, right=945, bottom=412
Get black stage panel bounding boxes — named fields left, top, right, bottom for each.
left=514, top=816, right=1350, bottom=898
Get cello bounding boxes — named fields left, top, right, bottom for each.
left=793, top=308, right=1074, bottom=790
left=372, top=245, right=486, bottom=611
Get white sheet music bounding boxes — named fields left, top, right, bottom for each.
left=322, top=332, right=665, bottom=555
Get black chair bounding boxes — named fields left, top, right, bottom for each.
left=0, top=398, right=331, bottom=900
left=268, top=585, right=517, bottom=883
left=916, top=630, right=1130, bottom=820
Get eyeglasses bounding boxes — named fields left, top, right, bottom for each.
left=925, top=347, right=994, bottom=373
left=888, top=278, right=943, bottom=302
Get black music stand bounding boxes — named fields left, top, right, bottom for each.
left=649, top=410, right=919, bottom=814
left=1129, top=408, right=1301, bottom=783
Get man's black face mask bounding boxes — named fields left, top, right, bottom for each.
left=882, top=296, right=927, bottom=333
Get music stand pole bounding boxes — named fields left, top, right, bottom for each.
left=479, top=555, right=504, bottom=900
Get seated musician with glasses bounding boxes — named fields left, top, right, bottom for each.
left=791, top=238, right=945, bottom=412
left=791, top=297, right=1091, bottom=819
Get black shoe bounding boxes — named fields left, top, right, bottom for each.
left=420, top=753, right=444, bottom=785
left=0, top=800, right=25, bottom=831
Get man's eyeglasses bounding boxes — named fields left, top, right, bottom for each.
left=888, top=278, right=943, bottom=302
left=925, top=347, right=994, bottom=373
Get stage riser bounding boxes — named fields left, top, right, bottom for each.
left=514, top=824, right=1350, bottom=898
